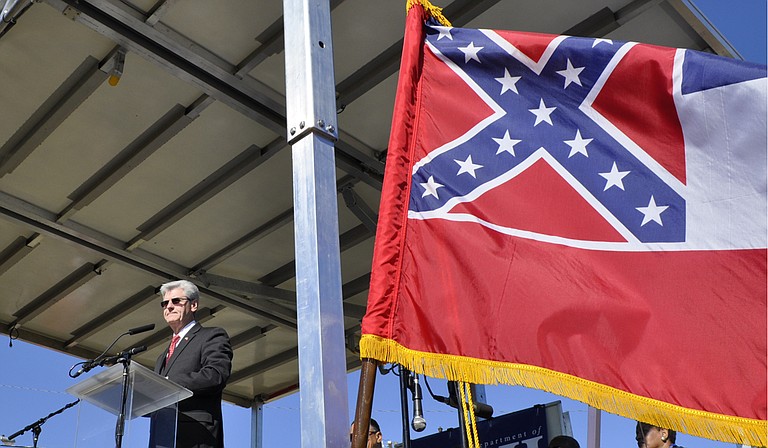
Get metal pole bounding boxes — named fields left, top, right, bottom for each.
left=250, top=399, right=264, bottom=448
left=587, top=406, right=601, bottom=448
left=351, top=359, right=378, bottom=448
left=398, top=365, right=413, bottom=448
left=282, top=1, right=349, bottom=448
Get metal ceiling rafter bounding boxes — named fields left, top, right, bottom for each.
left=58, top=101, right=206, bottom=223
left=0, top=321, right=105, bottom=360
left=0, top=191, right=298, bottom=328
left=144, top=0, right=179, bottom=26
left=228, top=346, right=298, bottom=385
left=39, top=0, right=388, bottom=190
left=235, top=0, right=348, bottom=77
left=200, top=273, right=296, bottom=303
left=230, top=324, right=277, bottom=350
left=342, top=303, right=366, bottom=320
left=251, top=353, right=364, bottom=404
left=191, top=208, right=295, bottom=274
left=340, top=186, right=378, bottom=233
left=257, top=223, right=372, bottom=287
left=191, top=174, right=363, bottom=279
left=45, top=0, right=287, bottom=134
left=0, top=234, right=42, bottom=276
left=0, top=55, right=108, bottom=177
left=64, top=285, right=158, bottom=348
left=10, top=259, right=110, bottom=328
left=126, top=138, right=285, bottom=251
left=341, top=273, right=371, bottom=299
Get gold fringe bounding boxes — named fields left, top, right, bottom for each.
left=406, top=0, right=452, bottom=27
left=360, top=334, right=768, bottom=446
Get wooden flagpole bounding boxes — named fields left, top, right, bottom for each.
left=352, top=358, right=378, bottom=448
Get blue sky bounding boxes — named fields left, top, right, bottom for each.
left=1, top=1, right=766, bottom=447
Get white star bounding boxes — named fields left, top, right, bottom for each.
left=455, top=155, right=483, bottom=178
left=434, top=26, right=453, bottom=41
left=592, top=38, right=613, bottom=47
left=598, top=162, right=630, bottom=191
left=420, top=175, right=444, bottom=199
left=528, top=99, right=556, bottom=126
left=458, top=42, right=483, bottom=63
left=493, top=130, right=522, bottom=156
left=556, top=59, right=584, bottom=88
left=564, top=129, right=592, bottom=158
left=636, top=196, right=669, bottom=226
left=495, top=68, right=521, bottom=95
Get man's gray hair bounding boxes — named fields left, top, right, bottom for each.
left=159, top=280, right=200, bottom=301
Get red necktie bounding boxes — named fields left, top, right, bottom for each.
left=166, top=335, right=180, bottom=361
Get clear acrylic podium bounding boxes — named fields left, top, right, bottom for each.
left=66, top=362, right=192, bottom=448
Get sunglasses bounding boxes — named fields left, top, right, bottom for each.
left=349, top=430, right=378, bottom=443
left=160, top=297, right=190, bottom=308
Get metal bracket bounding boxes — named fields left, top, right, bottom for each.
left=287, top=118, right=338, bottom=145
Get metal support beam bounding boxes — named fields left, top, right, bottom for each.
left=341, top=185, right=378, bottom=233
left=58, top=102, right=202, bottom=222
left=191, top=207, right=294, bottom=273
left=251, top=399, right=264, bottom=448
left=283, top=1, right=349, bottom=448
left=587, top=406, right=601, bottom=448
left=49, top=0, right=287, bottom=134
left=0, top=191, right=297, bottom=328
left=0, top=56, right=108, bottom=176
left=127, top=138, right=285, bottom=251
left=258, top=223, right=372, bottom=287
left=0, top=234, right=41, bottom=276
left=11, top=260, right=109, bottom=328
left=230, top=325, right=276, bottom=350
left=65, top=285, right=157, bottom=348
left=228, top=346, right=299, bottom=384
left=199, top=273, right=296, bottom=303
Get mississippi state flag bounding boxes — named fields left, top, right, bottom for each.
left=360, top=4, right=767, bottom=445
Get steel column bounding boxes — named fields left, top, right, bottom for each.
left=283, top=1, right=349, bottom=448
left=587, top=406, right=602, bottom=448
left=251, top=400, right=264, bottom=448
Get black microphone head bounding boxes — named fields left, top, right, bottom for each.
left=127, top=324, right=155, bottom=335
left=129, top=345, right=148, bottom=355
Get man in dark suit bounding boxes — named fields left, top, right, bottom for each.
left=150, top=280, right=232, bottom=448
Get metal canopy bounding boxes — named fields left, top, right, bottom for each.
left=0, top=0, right=732, bottom=408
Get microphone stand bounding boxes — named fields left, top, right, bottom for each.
left=114, top=348, right=142, bottom=448
left=3, top=399, right=80, bottom=448
left=397, top=365, right=412, bottom=448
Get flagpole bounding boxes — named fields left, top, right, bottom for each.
left=351, top=358, right=378, bottom=448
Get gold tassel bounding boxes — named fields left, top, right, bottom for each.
left=405, top=0, right=452, bottom=27
left=458, top=382, right=478, bottom=448
left=360, top=334, right=767, bottom=446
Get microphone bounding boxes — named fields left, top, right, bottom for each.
left=71, top=359, right=98, bottom=378
left=99, top=345, right=147, bottom=366
left=69, top=325, right=154, bottom=378
left=127, top=323, right=155, bottom=335
left=411, top=374, right=427, bottom=432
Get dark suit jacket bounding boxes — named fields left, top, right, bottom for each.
left=151, top=323, right=232, bottom=448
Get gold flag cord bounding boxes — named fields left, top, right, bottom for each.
left=458, top=381, right=482, bottom=448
